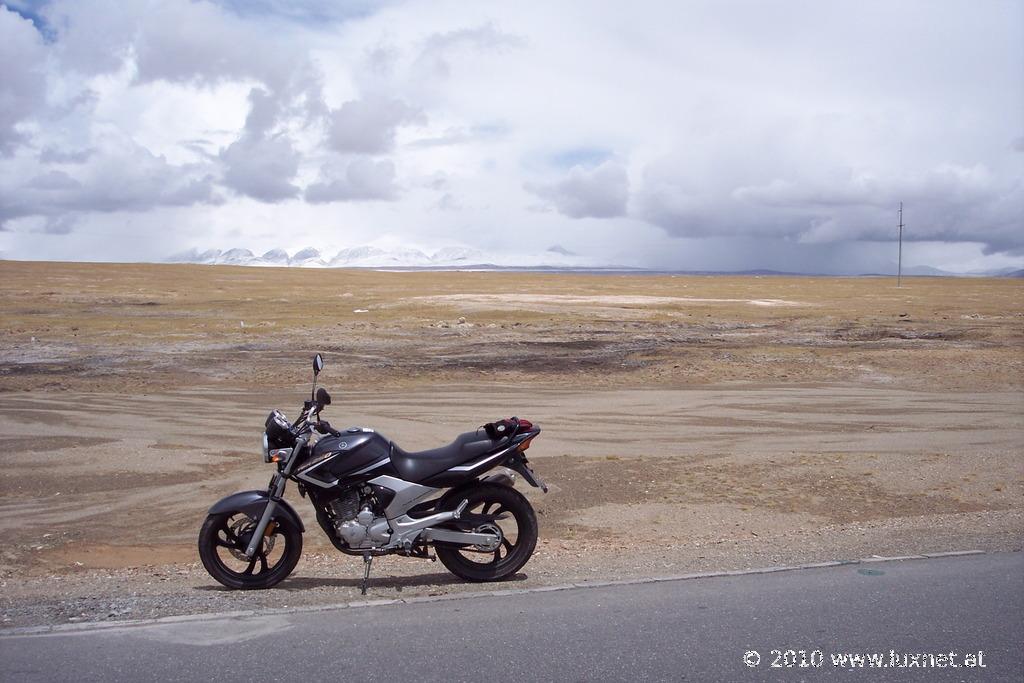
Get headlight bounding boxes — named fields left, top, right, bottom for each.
left=262, top=431, right=270, bottom=462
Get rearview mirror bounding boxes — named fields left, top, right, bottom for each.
left=313, top=353, right=324, bottom=376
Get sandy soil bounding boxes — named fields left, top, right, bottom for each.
left=0, top=262, right=1021, bottom=627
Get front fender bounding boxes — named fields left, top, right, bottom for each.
left=208, top=490, right=305, bottom=532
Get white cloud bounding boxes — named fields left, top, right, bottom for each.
left=0, top=7, right=48, bottom=152
left=526, top=162, right=629, bottom=219
left=305, top=158, right=397, bottom=202
left=220, top=133, right=301, bottom=202
left=327, top=96, right=424, bottom=154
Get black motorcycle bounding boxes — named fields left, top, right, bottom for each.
left=198, top=354, right=547, bottom=593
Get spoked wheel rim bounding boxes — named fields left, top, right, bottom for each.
left=210, top=513, right=290, bottom=581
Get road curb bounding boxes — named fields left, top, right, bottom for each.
left=0, top=549, right=994, bottom=638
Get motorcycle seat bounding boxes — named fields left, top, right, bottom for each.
left=391, top=429, right=506, bottom=483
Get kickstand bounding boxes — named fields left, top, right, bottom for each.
left=361, top=552, right=373, bottom=596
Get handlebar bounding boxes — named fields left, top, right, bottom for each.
left=315, top=420, right=342, bottom=437
left=291, top=392, right=341, bottom=437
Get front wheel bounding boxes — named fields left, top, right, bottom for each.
left=435, top=483, right=538, bottom=582
left=198, top=511, right=302, bottom=589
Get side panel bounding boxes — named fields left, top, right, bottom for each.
left=365, top=474, right=441, bottom=519
left=418, top=444, right=518, bottom=488
left=207, top=490, right=305, bottom=532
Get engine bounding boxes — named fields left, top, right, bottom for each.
left=328, top=489, right=390, bottom=549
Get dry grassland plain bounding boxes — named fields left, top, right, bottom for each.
left=0, top=260, right=1021, bottom=626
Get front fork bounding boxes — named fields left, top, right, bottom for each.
left=245, top=477, right=285, bottom=557
left=245, top=435, right=305, bottom=557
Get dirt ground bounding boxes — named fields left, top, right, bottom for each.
left=0, top=261, right=1021, bottom=627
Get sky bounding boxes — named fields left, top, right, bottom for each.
left=0, top=0, right=1022, bottom=274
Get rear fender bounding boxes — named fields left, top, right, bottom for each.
left=208, top=490, right=305, bottom=532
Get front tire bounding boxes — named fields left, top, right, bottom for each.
left=435, top=483, right=538, bottom=582
left=198, top=511, right=302, bottom=590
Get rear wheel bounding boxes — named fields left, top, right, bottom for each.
left=435, top=483, right=538, bottom=582
left=198, top=511, right=302, bottom=589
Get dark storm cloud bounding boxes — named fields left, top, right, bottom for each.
left=639, top=161, right=1024, bottom=253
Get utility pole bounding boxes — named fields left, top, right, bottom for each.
left=897, top=201, right=904, bottom=288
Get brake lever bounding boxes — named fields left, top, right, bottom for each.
left=317, top=419, right=342, bottom=437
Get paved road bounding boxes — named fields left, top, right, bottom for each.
left=2, top=553, right=1021, bottom=682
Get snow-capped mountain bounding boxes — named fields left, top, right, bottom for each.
left=329, top=246, right=433, bottom=267
left=253, top=248, right=290, bottom=266
left=431, top=246, right=486, bottom=265
left=166, top=248, right=226, bottom=265
left=165, top=244, right=599, bottom=269
left=218, top=248, right=255, bottom=265
left=289, top=247, right=328, bottom=268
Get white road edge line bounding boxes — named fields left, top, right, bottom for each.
left=0, top=549, right=990, bottom=638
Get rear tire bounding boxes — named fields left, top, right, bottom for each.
left=198, top=511, right=302, bottom=590
left=435, top=483, right=538, bottom=582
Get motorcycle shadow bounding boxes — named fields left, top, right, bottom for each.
left=194, top=572, right=528, bottom=592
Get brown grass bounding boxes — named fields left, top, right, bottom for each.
left=1, top=260, right=1021, bottom=393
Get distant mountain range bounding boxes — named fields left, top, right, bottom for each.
left=166, top=245, right=592, bottom=269
left=164, top=246, right=1023, bottom=277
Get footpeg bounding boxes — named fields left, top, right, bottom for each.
left=453, top=499, right=468, bottom=519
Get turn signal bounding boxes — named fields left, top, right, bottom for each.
left=518, top=436, right=535, bottom=452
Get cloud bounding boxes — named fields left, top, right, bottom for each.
left=408, top=123, right=507, bottom=148
left=0, top=6, right=48, bottom=153
left=636, top=162, right=1024, bottom=252
left=28, top=170, right=82, bottom=191
left=526, top=162, right=629, bottom=219
left=305, top=158, right=397, bottom=203
left=415, top=22, right=525, bottom=80
left=0, top=1, right=1020, bottom=274
left=38, top=147, right=95, bottom=164
left=43, top=214, right=77, bottom=235
left=220, top=133, right=301, bottom=202
left=327, top=96, right=423, bottom=154
left=1, top=134, right=220, bottom=230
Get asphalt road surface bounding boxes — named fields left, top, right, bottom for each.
left=2, top=552, right=1021, bottom=682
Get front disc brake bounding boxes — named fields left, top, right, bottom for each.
left=227, top=518, right=276, bottom=561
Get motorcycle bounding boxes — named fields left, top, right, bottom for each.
left=198, top=354, right=548, bottom=594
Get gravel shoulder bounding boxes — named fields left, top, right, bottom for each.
left=0, top=385, right=1021, bottom=628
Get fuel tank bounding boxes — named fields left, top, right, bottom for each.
left=296, top=429, right=391, bottom=488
